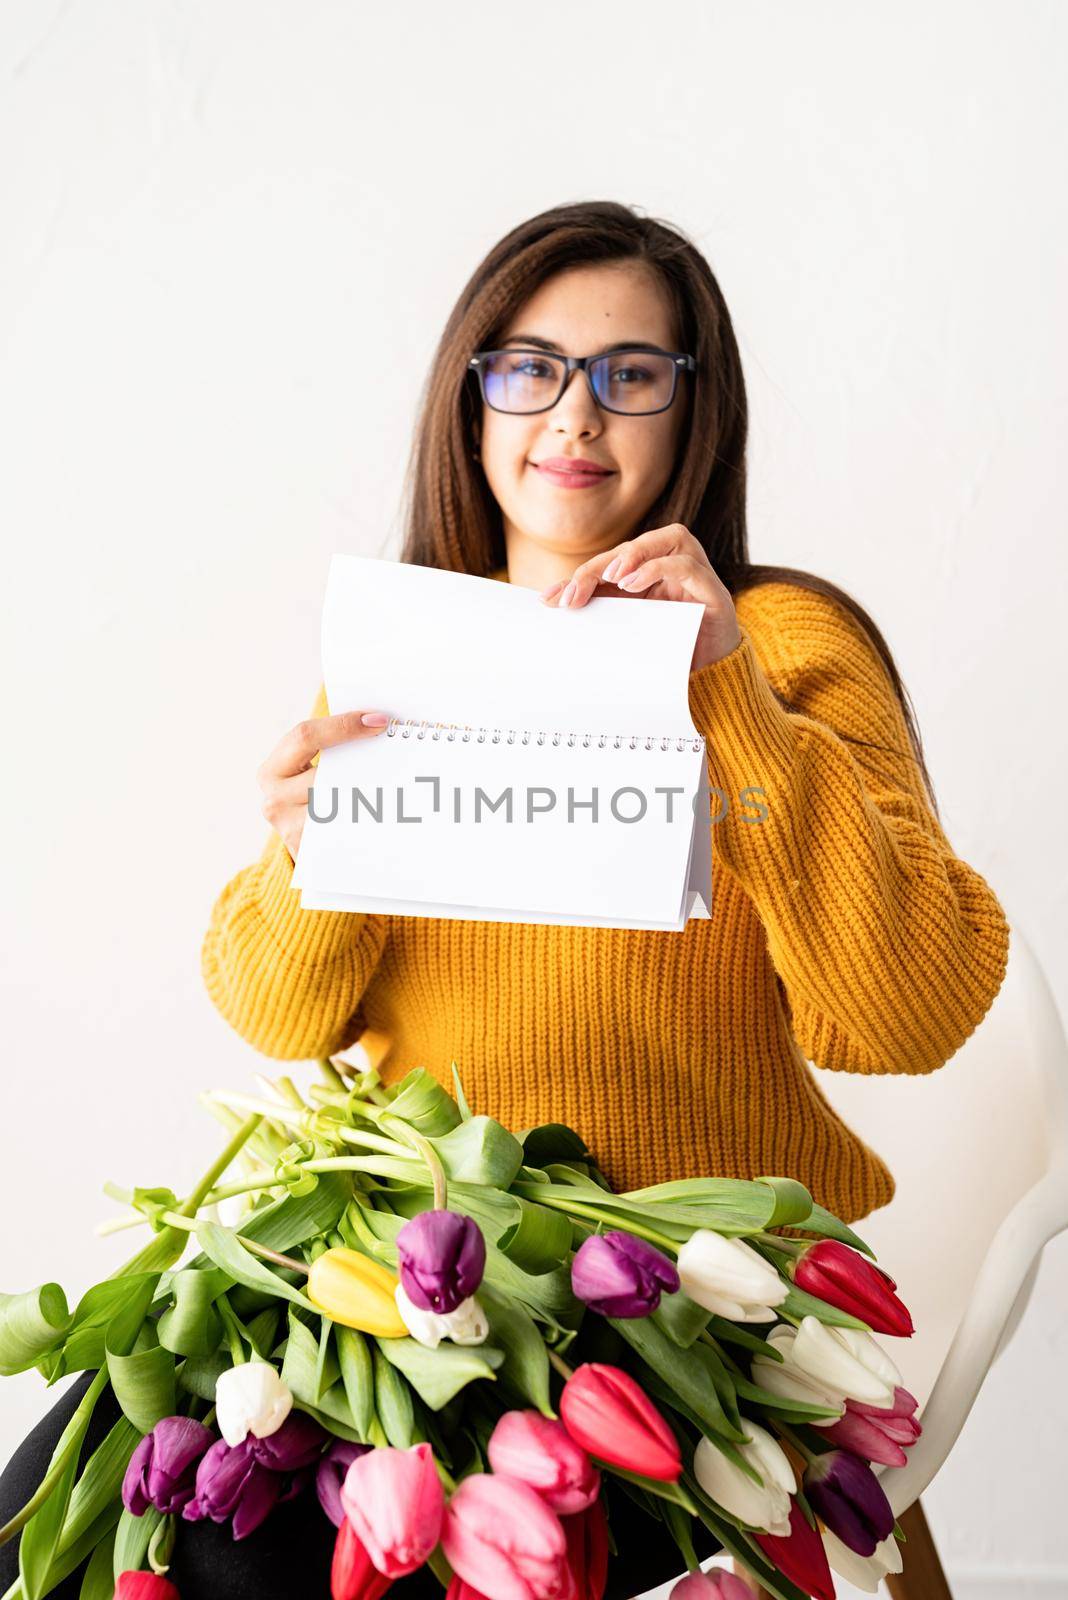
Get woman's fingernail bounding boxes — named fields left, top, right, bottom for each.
left=602, top=557, right=620, bottom=582
left=361, top=712, right=390, bottom=726
left=539, top=580, right=564, bottom=600
left=559, top=581, right=577, bottom=608
left=617, top=569, right=640, bottom=589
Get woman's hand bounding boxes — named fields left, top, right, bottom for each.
left=538, top=524, right=741, bottom=672
left=258, top=708, right=391, bottom=864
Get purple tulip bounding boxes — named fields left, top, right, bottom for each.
left=571, top=1230, right=680, bottom=1317
left=396, top=1209, right=486, bottom=1313
left=316, top=1439, right=372, bottom=1527
left=803, top=1448, right=895, bottom=1557
left=122, top=1416, right=214, bottom=1516
left=181, top=1437, right=282, bottom=1541
left=245, top=1409, right=327, bottom=1472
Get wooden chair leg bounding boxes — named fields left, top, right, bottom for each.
left=884, top=1499, right=953, bottom=1599
left=730, top=1497, right=953, bottom=1598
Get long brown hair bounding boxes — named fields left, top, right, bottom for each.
left=397, top=200, right=939, bottom=817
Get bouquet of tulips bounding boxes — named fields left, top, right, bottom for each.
left=0, top=1058, right=923, bottom=1600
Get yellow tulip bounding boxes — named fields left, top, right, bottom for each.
left=306, top=1247, right=408, bottom=1336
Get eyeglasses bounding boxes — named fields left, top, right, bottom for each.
left=467, top=346, right=696, bottom=416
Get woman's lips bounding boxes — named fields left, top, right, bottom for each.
left=532, top=460, right=614, bottom=490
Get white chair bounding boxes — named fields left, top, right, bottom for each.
left=806, top=902, right=1068, bottom=1591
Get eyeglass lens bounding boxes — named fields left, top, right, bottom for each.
left=480, top=350, right=679, bottom=414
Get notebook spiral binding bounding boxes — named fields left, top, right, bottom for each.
left=384, top=716, right=705, bottom=753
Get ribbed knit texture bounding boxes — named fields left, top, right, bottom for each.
left=201, top=574, right=1010, bottom=1223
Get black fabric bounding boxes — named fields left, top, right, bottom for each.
left=0, top=1373, right=721, bottom=1598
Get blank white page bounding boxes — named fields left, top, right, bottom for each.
left=291, top=556, right=710, bottom=930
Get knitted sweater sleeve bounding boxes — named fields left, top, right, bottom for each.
left=200, top=683, right=389, bottom=1059
left=685, top=582, right=1010, bottom=1076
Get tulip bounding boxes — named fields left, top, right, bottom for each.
left=570, top=1231, right=679, bottom=1318
left=394, top=1281, right=489, bottom=1348
left=339, top=1441, right=446, bottom=1577
left=789, top=1315, right=901, bottom=1408
left=441, top=1472, right=573, bottom=1600
left=181, top=1436, right=281, bottom=1540
left=331, top=1517, right=393, bottom=1600
left=214, top=1361, right=293, bottom=1448
left=558, top=1363, right=681, bottom=1483
left=753, top=1500, right=835, bottom=1600
left=445, top=1577, right=495, bottom=1600
left=821, top=1527, right=904, bottom=1593
left=692, top=1423, right=795, bottom=1536
left=669, top=1571, right=757, bottom=1599
left=115, top=1576, right=181, bottom=1600
left=396, top=1208, right=487, bottom=1313
left=749, top=1326, right=846, bottom=1415
left=814, top=1386, right=922, bottom=1467
left=676, top=1232, right=787, bottom=1322
left=122, top=1416, right=214, bottom=1515
left=793, top=1240, right=914, bottom=1337
left=487, top=1412, right=600, bottom=1515
left=318, top=1439, right=372, bottom=1527
left=307, top=1247, right=408, bottom=1337
left=561, top=1497, right=609, bottom=1600
left=244, top=1408, right=328, bottom=1471
left=803, top=1448, right=895, bottom=1557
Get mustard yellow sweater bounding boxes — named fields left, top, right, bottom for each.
left=202, top=573, right=1010, bottom=1223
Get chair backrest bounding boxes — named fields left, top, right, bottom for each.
left=808, top=908, right=1068, bottom=1407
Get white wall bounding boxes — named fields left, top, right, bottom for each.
left=2, top=2, right=1065, bottom=1593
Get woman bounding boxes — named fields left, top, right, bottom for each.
left=1, top=201, right=1010, bottom=1599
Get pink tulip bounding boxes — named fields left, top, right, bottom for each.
left=442, top=1472, right=575, bottom=1600
left=446, top=1578, right=495, bottom=1600
left=670, top=1571, right=757, bottom=1599
left=339, top=1441, right=445, bottom=1578
left=814, top=1385, right=922, bottom=1467
left=558, top=1363, right=681, bottom=1483
left=487, top=1412, right=601, bottom=1514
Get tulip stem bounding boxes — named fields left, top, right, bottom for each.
left=775, top=1421, right=818, bottom=1464
left=753, top=1232, right=804, bottom=1256
left=513, top=1192, right=680, bottom=1253
left=157, top=1211, right=311, bottom=1275
left=378, top=1114, right=449, bottom=1209
left=546, top=1348, right=575, bottom=1382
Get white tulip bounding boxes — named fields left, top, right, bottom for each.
left=676, top=1231, right=788, bottom=1322
left=693, top=1422, right=795, bottom=1536
left=394, top=1283, right=488, bottom=1348
left=822, top=1528, right=904, bottom=1592
left=214, top=1360, right=293, bottom=1448
left=750, top=1324, right=847, bottom=1414
left=790, top=1316, right=900, bottom=1408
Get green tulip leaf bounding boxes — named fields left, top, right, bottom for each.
left=478, top=1283, right=551, bottom=1413
left=0, top=1284, right=71, bottom=1376
left=375, top=1332, right=504, bottom=1411
left=194, top=1220, right=316, bottom=1313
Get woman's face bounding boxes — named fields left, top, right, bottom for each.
left=477, top=262, right=689, bottom=566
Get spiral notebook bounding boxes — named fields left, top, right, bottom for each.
left=291, top=554, right=713, bottom=931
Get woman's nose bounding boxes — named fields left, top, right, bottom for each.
left=550, top=369, right=602, bottom=435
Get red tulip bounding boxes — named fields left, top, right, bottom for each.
left=753, top=1500, right=835, bottom=1600
left=446, top=1579, right=494, bottom=1600
left=115, top=1576, right=181, bottom=1600
left=445, top=1578, right=494, bottom=1600
left=792, top=1241, right=913, bottom=1337
left=561, top=1499, right=609, bottom=1600
left=331, top=1517, right=393, bottom=1600
left=558, top=1364, right=681, bottom=1483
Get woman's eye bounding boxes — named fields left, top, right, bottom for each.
left=512, top=358, right=554, bottom=378
left=612, top=365, right=651, bottom=385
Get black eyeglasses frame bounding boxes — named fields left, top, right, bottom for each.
left=467, top=347, right=697, bottom=417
